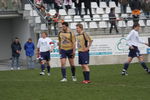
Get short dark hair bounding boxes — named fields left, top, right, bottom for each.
left=76, top=24, right=83, bottom=30
left=132, top=23, right=140, bottom=29
left=15, top=37, right=19, bottom=39
left=110, top=8, right=115, bottom=12
left=28, top=38, right=32, bottom=41
left=62, top=22, right=69, bottom=27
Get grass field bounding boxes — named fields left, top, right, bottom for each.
left=0, top=63, right=150, bottom=100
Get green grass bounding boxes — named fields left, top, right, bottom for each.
left=0, top=63, right=150, bottom=100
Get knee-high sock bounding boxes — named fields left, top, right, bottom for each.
left=83, top=71, right=86, bottom=80
left=41, top=64, right=45, bottom=72
left=71, top=66, right=76, bottom=76
left=61, top=67, right=66, bottom=78
left=85, top=71, right=90, bottom=81
left=123, top=63, right=130, bottom=71
left=47, top=66, right=51, bottom=73
left=140, top=62, right=148, bottom=71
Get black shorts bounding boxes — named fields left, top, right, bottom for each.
left=79, top=51, right=89, bottom=65
left=128, top=46, right=141, bottom=58
left=60, top=49, right=74, bottom=59
left=40, top=51, right=51, bottom=61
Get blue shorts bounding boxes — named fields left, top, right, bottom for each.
left=128, top=46, right=141, bottom=58
left=40, top=51, right=50, bottom=61
left=79, top=51, right=89, bottom=65
left=60, top=49, right=74, bottom=59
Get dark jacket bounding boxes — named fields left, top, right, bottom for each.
left=43, top=0, right=54, bottom=4
left=118, top=0, right=128, bottom=5
left=141, top=1, right=150, bottom=12
left=73, top=0, right=82, bottom=8
left=24, top=42, right=35, bottom=57
left=129, top=0, right=141, bottom=10
left=109, top=12, right=117, bottom=24
left=11, top=42, right=22, bottom=57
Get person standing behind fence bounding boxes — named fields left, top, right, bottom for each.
left=118, top=0, right=128, bottom=14
left=109, top=8, right=119, bottom=34
left=83, top=0, right=93, bottom=19
left=11, top=37, right=22, bottom=70
left=54, top=0, right=63, bottom=13
left=73, top=0, right=82, bottom=16
left=24, top=38, right=35, bottom=69
left=64, top=0, right=72, bottom=14
left=129, top=0, right=141, bottom=24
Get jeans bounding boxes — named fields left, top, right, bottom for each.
left=27, top=56, right=34, bottom=69
left=121, top=5, right=127, bottom=14
left=11, top=56, right=20, bottom=68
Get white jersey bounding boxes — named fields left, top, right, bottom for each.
left=126, top=29, right=145, bottom=47
left=37, top=37, right=53, bottom=52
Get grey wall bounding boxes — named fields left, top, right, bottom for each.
left=0, top=17, right=34, bottom=60
left=0, top=19, right=12, bottom=60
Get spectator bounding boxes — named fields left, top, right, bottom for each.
left=43, top=0, right=54, bottom=11
left=118, top=0, right=128, bottom=14
left=109, top=8, right=119, bottom=34
left=40, top=5, right=47, bottom=18
left=73, top=0, right=82, bottom=15
left=64, top=0, right=73, bottom=14
left=129, top=0, right=141, bottom=24
left=83, top=0, right=93, bottom=19
left=12, top=0, right=22, bottom=9
left=11, top=37, right=22, bottom=70
left=105, top=0, right=110, bottom=7
left=1, top=0, right=7, bottom=10
left=112, top=0, right=118, bottom=7
left=96, top=0, right=100, bottom=7
left=24, top=38, right=35, bottom=69
left=141, top=0, right=150, bottom=18
left=54, top=0, right=63, bottom=13
left=35, top=0, right=43, bottom=10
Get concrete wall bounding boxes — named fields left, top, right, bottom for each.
left=0, top=17, right=35, bottom=60
left=0, top=19, right=12, bottom=60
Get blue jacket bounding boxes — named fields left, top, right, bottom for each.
left=24, top=42, right=35, bottom=57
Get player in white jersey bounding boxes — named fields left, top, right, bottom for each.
left=121, top=23, right=150, bottom=75
left=37, top=32, right=54, bottom=76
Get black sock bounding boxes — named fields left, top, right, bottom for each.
left=71, top=66, right=76, bottom=76
left=83, top=71, right=86, bottom=80
left=47, top=66, right=51, bottom=73
left=140, top=62, right=148, bottom=71
left=61, top=67, right=66, bottom=78
left=85, top=71, right=90, bottom=81
left=41, top=64, right=45, bottom=72
left=123, top=63, right=130, bottom=71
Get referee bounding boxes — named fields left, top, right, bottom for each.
left=121, top=23, right=150, bottom=75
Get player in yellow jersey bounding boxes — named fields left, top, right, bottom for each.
left=58, top=22, right=77, bottom=82
left=76, top=24, right=93, bottom=84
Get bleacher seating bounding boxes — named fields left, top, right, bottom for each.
left=22, top=1, right=150, bottom=35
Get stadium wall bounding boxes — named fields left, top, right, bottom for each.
left=49, top=35, right=150, bottom=67
left=0, top=17, right=35, bottom=60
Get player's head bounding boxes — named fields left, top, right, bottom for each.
left=62, top=22, right=69, bottom=32
left=76, top=24, right=83, bottom=34
left=14, top=37, right=19, bottom=43
left=41, top=32, right=48, bottom=38
left=133, top=23, right=140, bottom=31
left=28, top=38, right=32, bottom=42
left=110, top=8, right=115, bottom=13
